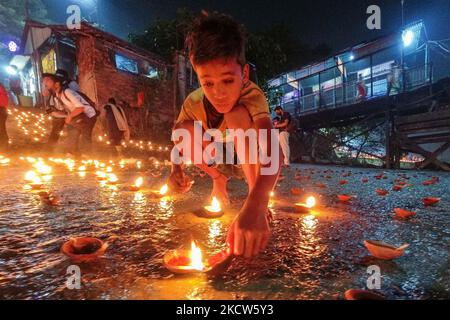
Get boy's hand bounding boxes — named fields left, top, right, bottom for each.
left=226, top=202, right=270, bottom=258
left=168, top=167, right=193, bottom=194
left=65, top=116, right=72, bottom=124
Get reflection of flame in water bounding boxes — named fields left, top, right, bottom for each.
left=190, top=241, right=204, bottom=271
left=208, top=220, right=223, bottom=246
left=302, top=214, right=317, bottom=230
left=132, top=192, right=146, bottom=217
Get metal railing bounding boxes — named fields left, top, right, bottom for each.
left=278, top=63, right=433, bottom=116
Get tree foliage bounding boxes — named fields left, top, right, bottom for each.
left=129, top=8, right=332, bottom=88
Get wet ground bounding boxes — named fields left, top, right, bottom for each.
left=0, top=154, right=449, bottom=300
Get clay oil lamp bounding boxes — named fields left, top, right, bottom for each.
left=61, top=237, right=108, bottom=262
left=0, top=156, right=10, bottom=165
left=393, top=208, right=416, bottom=219
left=163, top=241, right=231, bottom=275
left=38, top=191, right=60, bottom=206
left=392, top=185, right=403, bottom=192
left=128, top=177, right=144, bottom=191
left=361, top=177, right=369, bottom=183
left=95, top=170, right=107, bottom=181
left=423, top=197, right=440, bottom=207
left=199, top=197, right=224, bottom=218
left=337, top=194, right=352, bottom=203
left=344, top=289, right=386, bottom=300
left=107, top=173, right=119, bottom=185
left=422, top=179, right=437, bottom=186
left=29, top=176, right=43, bottom=190
left=339, top=180, right=348, bottom=185
left=150, top=184, right=169, bottom=198
left=295, top=196, right=316, bottom=213
left=363, top=240, right=409, bottom=260
left=376, top=189, right=388, bottom=196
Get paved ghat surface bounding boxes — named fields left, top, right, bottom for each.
left=0, top=157, right=449, bottom=300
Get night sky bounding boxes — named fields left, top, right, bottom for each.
left=42, top=0, right=450, bottom=53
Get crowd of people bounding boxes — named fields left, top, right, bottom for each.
left=0, top=69, right=130, bottom=158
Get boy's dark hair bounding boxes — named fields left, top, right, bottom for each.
left=274, top=106, right=283, bottom=111
left=185, top=12, right=246, bottom=67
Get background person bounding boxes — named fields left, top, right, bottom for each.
left=274, top=106, right=291, bottom=167
left=0, top=82, right=9, bottom=151
left=103, top=97, right=130, bottom=157
left=42, top=73, right=97, bottom=158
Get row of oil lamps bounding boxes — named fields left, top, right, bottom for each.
left=7, top=107, right=171, bottom=151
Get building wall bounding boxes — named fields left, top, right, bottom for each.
left=75, top=34, right=174, bottom=140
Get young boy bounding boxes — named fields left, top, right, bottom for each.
left=168, top=13, right=283, bottom=259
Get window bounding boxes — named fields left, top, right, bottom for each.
left=115, top=53, right=139, bottom=74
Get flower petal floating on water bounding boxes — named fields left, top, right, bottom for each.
left=394, top=208, right=416, bottom=219
left=423, top=197, right=440, bottom=206
left=376, top=189, right=388, bottom=196
left=337, top=194, right=352, bottom=203
left=363, top=240, right=409, bottom=260
left=344, top=289, right=386, bottom=300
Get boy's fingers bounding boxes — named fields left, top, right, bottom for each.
left=252, top=234, right=263, bottom=256
left=226, top=227, right=234, bottom=254
left=244, top=232, right=254, bottom=258
left=260, top=233, right=270, bottom=251
left=234, top=229, right=244, bottom=256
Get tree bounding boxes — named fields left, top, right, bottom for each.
left=129, top=8, right=332, bottom=90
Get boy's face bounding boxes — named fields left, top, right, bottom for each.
left=193, top=57, right=249, bottom=114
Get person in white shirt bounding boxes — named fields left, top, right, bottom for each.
left=42, top=72, right=97, bottom=157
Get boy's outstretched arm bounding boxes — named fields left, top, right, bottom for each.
left=227, top=116, right=282, bottom=258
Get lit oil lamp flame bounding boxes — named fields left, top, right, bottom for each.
left=78, top=165, right=86, bottom=172
left=159, top=184, right=168, bottom=195
left=31, top=176, right=42, bottom=185
left=306, top=196, right=316, bottom=208
left=107, top=173, right=118, bottom=184
left=190, top=241, right=204, bottom=271
left=135, top=177, right=143, bottom=188
left=204, top=196, right=222, bottom=213
left=34, top=161, right=52, bottom=175
left=25, top=170, right=38, bottom=182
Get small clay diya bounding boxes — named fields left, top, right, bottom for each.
left=376, top=189, right=388, bottom=196
left=423, top=197, right=440, bottom=206
left=150, top=184, right=170, bottom=198
left=364, top=240, right=409, bottom=260
left=294, top=196, right=316, bottom=213
left=392, top=185, right=403, bottom=192
left=361, top=178, right=369, bottom=183
left=163, top=243, right=231, bottom=275
left=195, top=197, right=224, bottom=218
left=394, top=208, right=416, bottom=219
left=337, top=194, right=352, bottom=203
left=61, top=237, right=108, bottom=262
left=38, top=191, right=60, bottom=206
left=344, top=289, right=386, bottom=300
left=128, top=177, right=144, bottom=191
left=339, top=180, right=348, bottom=185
